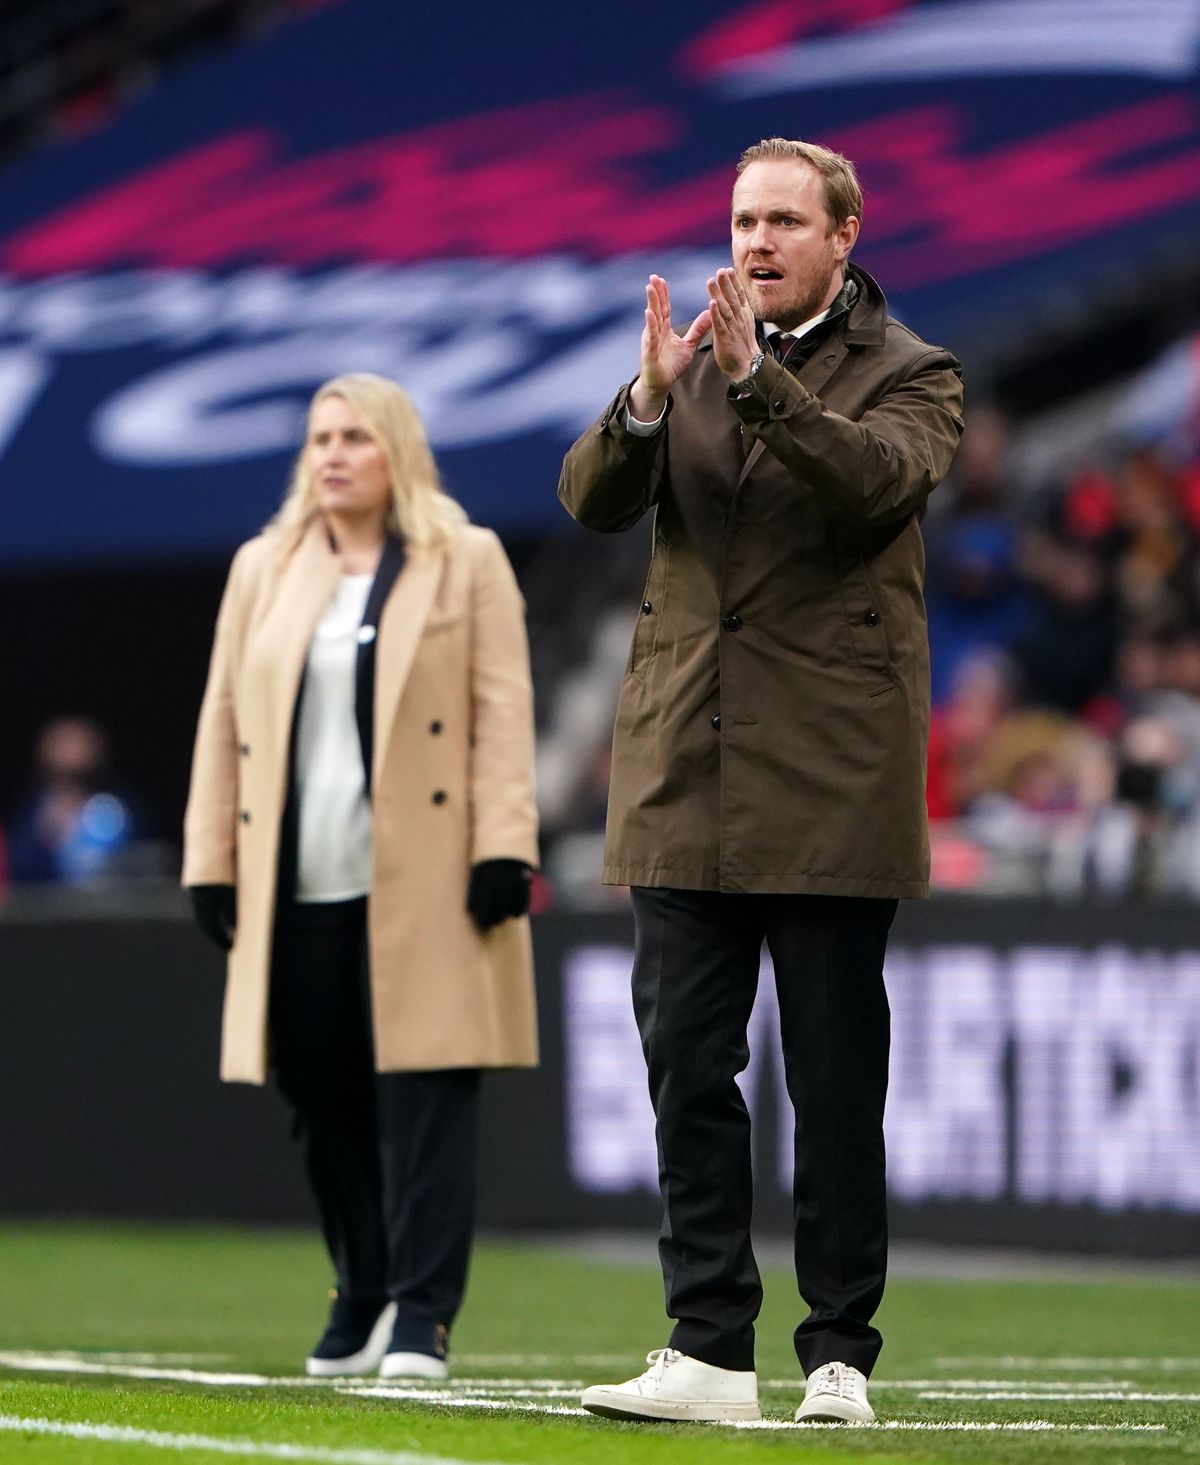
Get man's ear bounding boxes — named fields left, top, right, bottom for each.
left=835, top=216, right=860, bottom=263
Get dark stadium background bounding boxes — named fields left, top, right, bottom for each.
left=1, top=0, right=1199, bottom=1257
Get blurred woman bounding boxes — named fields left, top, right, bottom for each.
left=183, top=373, right=538, bottom=1380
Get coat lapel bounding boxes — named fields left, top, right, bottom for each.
left=262, top=519, right=342, bottom=763
left=371, top=545, right=445, bottom=791
left=738, top=338, right=852, bottom=486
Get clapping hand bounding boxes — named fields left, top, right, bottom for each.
left=707, top=267, right=759, bottom=381
left=629, top=275, right=712, bottom=421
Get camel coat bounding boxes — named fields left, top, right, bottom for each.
left=559, top=265, right=963, bottom=898
left=183, top=517, right=539, bottom=1085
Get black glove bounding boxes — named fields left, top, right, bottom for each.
left=466, top=859, right=532, bottom=932
left=189, top=884, right=237, bottom=952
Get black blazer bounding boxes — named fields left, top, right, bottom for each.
left=275, top=536, right=406, bottom=906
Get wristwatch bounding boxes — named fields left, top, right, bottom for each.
left=728, top=352, right=766, bottom=394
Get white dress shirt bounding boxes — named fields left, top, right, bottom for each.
left=294, top=572, right=374, bottom=902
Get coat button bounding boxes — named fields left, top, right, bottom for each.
left=641, top=600, right=652, bottom=615
left=239, top=810, right=251, bottom=823
left=773, top=400, right=786, bottom=412
left=722, top=612, right=742, bottom=632
left=864, top=609, right=881, bottom=626
left=711, top=713, right=721, bottom=730
left=429, top=720, right=443, bottom=735
left=431, top=790, right=447, bottom=806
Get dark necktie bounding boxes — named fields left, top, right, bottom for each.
left=768, top=331, right=795, bottom=362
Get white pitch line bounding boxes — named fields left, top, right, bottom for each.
left=4, top=1354, right=1156, bottom=1399
left=787, top=1421, right=1167, bottom=1433
left=454, top=1353, right=631, bottom=1368
left=0, top=1354, right=317, bottom=1389
left=0, top=1415, right=505, bottom=1464
left=0, top=1353, right=1178, bottom=1434
left=763, top=1377, right=1137, bottom=1390
left=342, top=1390, right=591, bottom=1418
left=0, top=1354, right=589, bottom=1391
left=352, top=1389, right=1168, bottom=1432
left=938, top=1355, right=1200, bottom=1371
left=921, top=1390, right=1200, bottom=1403
left=90, top=1352, right=231, bottom=1366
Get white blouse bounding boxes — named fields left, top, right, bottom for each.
left=293, top=573, right=374, bottom=902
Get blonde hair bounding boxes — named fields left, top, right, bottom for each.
left=736, top=138, right=863, bottom=233
left=271, top=373, right=467, bottom=551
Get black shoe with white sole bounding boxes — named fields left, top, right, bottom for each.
left=380, top=1317, right=450, bottom=1380
left=305, top=1295, right=396, bottom=1377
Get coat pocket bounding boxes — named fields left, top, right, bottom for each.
left=627, top=535, right=670, bottom=677
left=834, top=549, right=896, bottom=695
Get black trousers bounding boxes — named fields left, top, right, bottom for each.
left=630, top=886, right=897, bottom=1378
left=269, top=896, right=481, bottom=1353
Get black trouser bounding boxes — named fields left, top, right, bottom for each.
left=630, top=887, right=897, bottom=1378
left=269, top=896, right=481, bottom=1354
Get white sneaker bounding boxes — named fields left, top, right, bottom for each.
left=379, top=1350, right=449, bottom=1381
left=794, top=1361, right=875, bottom=1423
left=581, top=1348, right=760, bottom=1422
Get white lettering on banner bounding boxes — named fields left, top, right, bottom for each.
left=0, top=349, right=51, bottom=458
left=91, top=328, right=527, bottom=464
left=1008, top=947, right=1077, bottom=1204
left=562, top=942, right=1200, bottom=1212
left=885, top=945, right=1008, bottom=1202
left=563, top=948, right=788, bottom=1196
left=424, top=321, right=646, bottom=447
left=1012, top=946, right=1200, bottom=1209
left=563, top=947, right=656, bottom=1193
left=0, top=253, right=723, bottom=469
left=17, top=272, right=216, bottom=350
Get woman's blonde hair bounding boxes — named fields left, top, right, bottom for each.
left=270, top=373, right=467, bottom=550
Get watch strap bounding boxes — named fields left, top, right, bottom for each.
left=729, top=352, right=766, bottom=394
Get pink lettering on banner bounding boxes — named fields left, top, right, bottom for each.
left=677, top=0, right=910, bottom=82
left=4, top=133, right=277, bottom=275
left=2, top=97, right=691, bottom=273
left=842, top=96, right=1200, bottom=289
left=3, top=95, right=1198, bottom=283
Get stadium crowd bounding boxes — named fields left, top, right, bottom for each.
left=539, top=328, right=1200, bottom=903
left=3, top=331, right=1199, bottom=906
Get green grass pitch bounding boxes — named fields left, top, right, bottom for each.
left=0, top=1222, right=1196, bottom=1463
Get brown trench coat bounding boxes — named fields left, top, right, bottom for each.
left=559, top=265, right=964, bottom=899
left=182, top=517, right=539, bottom=1084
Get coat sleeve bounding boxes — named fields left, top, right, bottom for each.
left=731, top=347, right=964, bottom=525
left=468, top=532, right=540, bottom=868
left=181, top=542, right=254, bottom=887
left=558, top=381, right=671, bottom=533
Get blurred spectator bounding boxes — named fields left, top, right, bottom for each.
left=925, top=407, right=1031, bottom=704
left=539, top=333, right=1200, bottom=903
left=1064, top=715, right=1200, bottom=899
left=1160, top=627, right=1200, bottom=699
left=1011, top=534, right=1117, bottom=712
left=1112, top=451, right=1194, bottom=633
left=6, top=717, right=137, bottom=886
left=926, top=650, right=1020, bottom=821
left=941, top=705, right=1111, bottom=895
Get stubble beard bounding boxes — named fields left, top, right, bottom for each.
left=745, top=247, right=842, bottom=332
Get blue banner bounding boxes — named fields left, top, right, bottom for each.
left=2, top=0, right=1199, bottom=563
